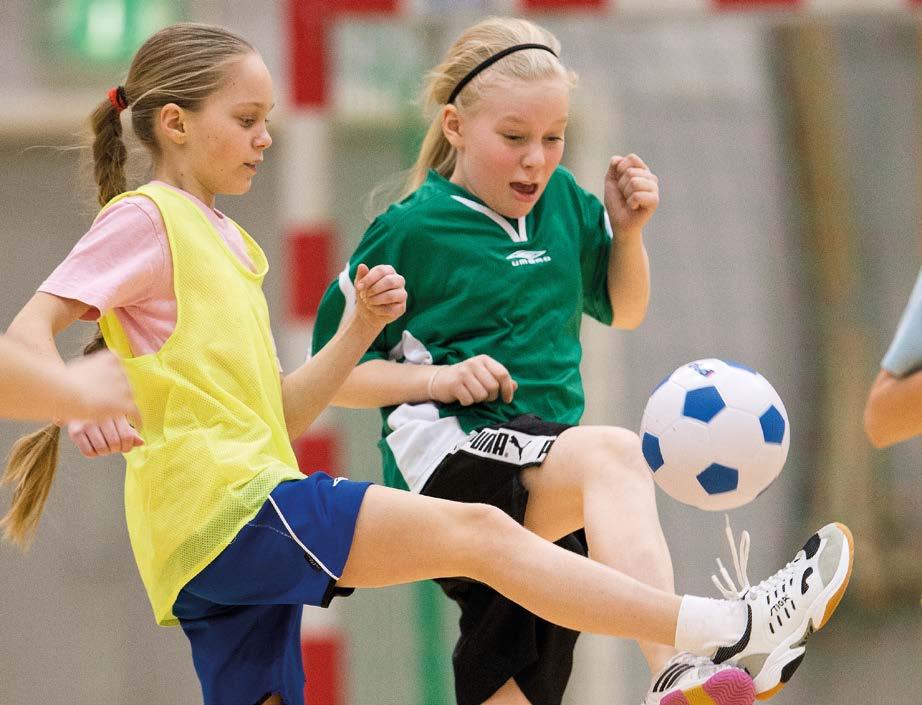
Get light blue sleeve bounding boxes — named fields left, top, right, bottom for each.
left=881, top=267, right=922, bottom=377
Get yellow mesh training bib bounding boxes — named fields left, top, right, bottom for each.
left=99, top=184, right=303, bottom=626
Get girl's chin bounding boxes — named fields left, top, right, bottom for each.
left=226, top=180, right=254, bottom=196
left=494, top=201, right=536, bottom=219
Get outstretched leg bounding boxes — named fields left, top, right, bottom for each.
left=338, top=487, right=855, bottom=701
left=338, top=484, right=681, bottom=646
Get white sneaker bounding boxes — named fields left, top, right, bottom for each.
left=643, top=652, right=755, bottom=705
left=709, top=521, right=854, bottom=699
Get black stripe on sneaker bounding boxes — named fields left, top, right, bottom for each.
left=654, top=663, right=691, bottom=692
left=653, top=664, right=682, bottom=692
left=662, top=664, right=694, bottom=691
left=801, top=566, right=813, bottom=595
left=713, top=604, right=752, bottom=664
left=781, top=652, right=805, bottom=683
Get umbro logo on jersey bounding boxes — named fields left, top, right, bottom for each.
left=506, top=249, right=551, bottom=267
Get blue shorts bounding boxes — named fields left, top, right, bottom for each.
left=173, top=473, right=372, bottom=705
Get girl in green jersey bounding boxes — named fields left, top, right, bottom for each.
left=314, top=16, right=853, bottom=705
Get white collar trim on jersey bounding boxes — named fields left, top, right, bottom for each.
left=451, top=195, right=528, bottom=243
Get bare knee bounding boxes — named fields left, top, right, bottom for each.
left=596, top=426, right=642, bottom=459
left=575, top=427, right=652, bottom=489
left=463, top=502, right=519, bottom=540
left=257, top=694, right=283, bottom=705
left=448, top=502, right=521, bottom=578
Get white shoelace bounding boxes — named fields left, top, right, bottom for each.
left=711, top=516, right=807, bottom=609
left=711, top=515, right=752, bottom=600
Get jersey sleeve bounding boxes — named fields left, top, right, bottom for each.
left=574, top=177, right=614, bottom=325
left=312, top=217, right=402, bottom=365
left=38, top=197, right=167, bottom=321
left=881, top=267, right=922, bottom=377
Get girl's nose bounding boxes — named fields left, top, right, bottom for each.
left=522, top=141, right=545, bottom=169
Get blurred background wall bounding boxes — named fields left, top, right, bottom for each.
left=0, top=1, right=919, bottom=704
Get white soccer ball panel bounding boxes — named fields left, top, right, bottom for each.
left=654, top=420, right=713, bottom=509
left=706, top=408, right=765, bottom=468
left=641, top=380, right=687, bottom=436
left=747, top=442, right=787, bottom=493
left=711, top=368, right=776, bottom=415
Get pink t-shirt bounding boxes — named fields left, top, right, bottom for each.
left=40, top=181, right=257, bottom=357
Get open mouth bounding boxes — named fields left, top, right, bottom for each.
left=511, top=182, right=538, bottom=196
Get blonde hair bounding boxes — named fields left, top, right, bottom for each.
left=91, top=22, right=254, bottom=207
left=1, top=333, right=106, bottom=549
left=404, top=16, right=575, bottom=197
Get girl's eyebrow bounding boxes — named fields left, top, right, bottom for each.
left=498, top=114, right=567, bottom=123
left=233, top=101, right=275, bottom=110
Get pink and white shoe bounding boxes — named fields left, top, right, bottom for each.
left=643, top=652, right=755, bottom=705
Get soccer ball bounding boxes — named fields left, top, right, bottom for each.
left=639, top=359, right=789, bottom=511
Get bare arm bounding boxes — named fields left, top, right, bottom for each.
left=282, top=264, right=407, bottom=439
left=332, top=359, right=433, bottom=409
left=0, top=335, right=98, bottom=421
left=332, top=354, right=518, bottom=410
left=863, top=368, right=922, bottom=448
left=6, top=291, right=88, bottom=362
left=607, top=230, right=650, bottom=330
left=603, top=154, right=657, bottom=330
left=1, top=293, right=136, bottom=422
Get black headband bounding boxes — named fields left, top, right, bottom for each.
left=447, top=43, right=558, bottom=105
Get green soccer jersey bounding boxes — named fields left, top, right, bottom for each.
left=313, top=166, right=614, bottom=492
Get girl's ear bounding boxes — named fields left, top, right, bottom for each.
left=441, top=104, right=463, bottom=149
left=159, top=103, right=187, bottom=145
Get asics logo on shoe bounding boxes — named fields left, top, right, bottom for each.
left=506, top=249, right=551, bottom=267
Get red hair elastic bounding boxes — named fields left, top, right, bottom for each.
left=107, top=86, right=128, bottom=113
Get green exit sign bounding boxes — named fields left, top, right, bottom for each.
left=38, top=0, right=184, bottom=66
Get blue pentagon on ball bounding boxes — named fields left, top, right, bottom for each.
left=697, top=463, right=739, bottom=495
left=759, top=405, right=786, bottom=444
left=642, top=432, right=664, bottom=472
left=683, top=386, right=725, bottom=423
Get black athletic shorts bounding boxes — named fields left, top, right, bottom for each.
left=420, top=414, right=585, bottom=705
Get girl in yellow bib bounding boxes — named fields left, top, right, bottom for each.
left=1, top=23, right=853, bottom=705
